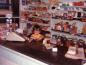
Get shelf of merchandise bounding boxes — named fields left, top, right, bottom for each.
left=20, top=0, right=51, bottom=33
left=20, top=0, right=86, bottom=42
left=25, top=10, right=47, bottom=13
left=20, top=19, right=50, bottom=32
left=27, top=3, right=49, bottom=7
left=28, top=16, right=51, bottom=20
left=27, top=21, right=50, bottom=27
left=51, top=29, right=86, bottom=43
left=51, top=18, right=86, bottom=25
left=50, top=3, right=86, bottom=42
left=50, top=18, right=86, bottom=43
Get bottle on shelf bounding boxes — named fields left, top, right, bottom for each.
left=63, top=22, right=70, bottom=33
left=70, top=23, right=77, bottom=34
left=55, top=22, right=63, bottom=31
left=82, top=24, right=86, bottom=35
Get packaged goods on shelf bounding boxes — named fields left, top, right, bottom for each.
left=82, top=24, right=86, bottom=34
left=20, top=0, right=86, bottom=43
left=70, top=25, right=77, bottom=34
left=55, top=23, right=62, bottom=31
left=63, top=22, right=70, bottom=32
left=49, top=0, right=59, bottom=5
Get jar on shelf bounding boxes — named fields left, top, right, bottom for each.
left=55, top=23, right=62, bottom=31
left=63, top=22, right=70, bottom=32
left=70, top=23, right=77, bottom=34
left=82, top=24, right=86, bottom=34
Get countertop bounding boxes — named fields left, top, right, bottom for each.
left=1, top=41, right=84, bottom=65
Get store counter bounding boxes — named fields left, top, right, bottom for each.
left=5, top=32, right=25, bottom=42
left=65, top=46, right=85, bottom=59
left=0, top=45, right=48, bottom=65
left=1, top=41, right=83, bottom=65
left=0, top=32, right=85, bottom=65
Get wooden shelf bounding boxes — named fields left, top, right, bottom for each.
left=28, top=16, right=50, bottom=20
left=27, top=21, right=50, bottom=26
left=28, top=3, right=48, bottom=7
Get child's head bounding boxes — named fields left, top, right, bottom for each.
left=33, top=24, right=41, bottom=34
left=33, top=29, right=41, bottom=34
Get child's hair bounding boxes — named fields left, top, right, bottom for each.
left=33, top=24, right=41, bottom=30
left=32, top=24, right=41, bottom=33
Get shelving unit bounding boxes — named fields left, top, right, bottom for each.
left=51, top=29, right=86, bottom=42
left=20, top=0, right=86, bottom=43
left=20, top=0, right=51, bottom=34
left=50, top=5, right=86, bottom=42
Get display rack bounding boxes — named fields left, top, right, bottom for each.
left=20, top=0, right=86, bottom=43
left=49, top=3, right=86, bottom=43
left=20, top=0, right=51, bottom=34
